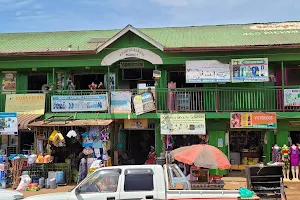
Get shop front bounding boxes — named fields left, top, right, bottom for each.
left=4, top=93, right=45, bottom=155
left=229, top=112, right=277, bottom=171
left=160, top=113, right=207, bottom=174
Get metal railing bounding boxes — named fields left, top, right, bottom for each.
left=1, top=86, right=300, bottom=113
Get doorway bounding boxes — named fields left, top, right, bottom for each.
left=28, top=75, right=47, bottom=91
left=290, top=131, right=300, bottom=145
left=126, top=130, right=155, bottom=165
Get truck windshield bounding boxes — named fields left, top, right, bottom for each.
left=77, top=169, right=121, bottom=193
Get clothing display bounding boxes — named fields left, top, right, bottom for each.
left=290, top=146, right=300, bottom=166
left=272, top=146, right=281, bottom=163
left=281, top=146, right=290, bottom=170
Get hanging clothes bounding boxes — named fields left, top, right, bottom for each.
left=290, top=146, right=300, bottom=166
left=281, top=146, right=290, bottom=170
left=168, top=82, right=176, bottom=111
left=272, top=147, right=281, bottom=163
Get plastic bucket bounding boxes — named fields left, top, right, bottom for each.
left=32, top=177, right=39, bottom=184
left=39, top=177, right=45, bottom=188
left=55, top=171, right=65, bottom=185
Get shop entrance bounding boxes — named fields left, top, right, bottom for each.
left=290, top=131, right=300, bottom=145
left=125, top=130, right=155, bottom=165
left=28, top=75, right=47, bottom=91
left=19, top=132, right=34, bottom=155
left=229, top=130, right=264, bottom=168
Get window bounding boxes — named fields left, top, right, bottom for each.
left=79, top=169, right=120, bottom=193
left=124, top=169, right=154, bottom=191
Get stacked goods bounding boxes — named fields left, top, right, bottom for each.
left=27, top=183, right=40, bottom=191
left=12, top=158, right=26, bottom=189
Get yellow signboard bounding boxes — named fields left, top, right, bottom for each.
left=5, top=94, right=46, bottom=114
left=124, top=119, right=148, bottom=129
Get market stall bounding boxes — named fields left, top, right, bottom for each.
left=9, top=119, right=114, bottom=190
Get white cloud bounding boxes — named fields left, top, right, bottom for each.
left=0, top=0, right=35, bottom=11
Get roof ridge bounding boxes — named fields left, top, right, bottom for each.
left=0, top=20, right=299, bottom=35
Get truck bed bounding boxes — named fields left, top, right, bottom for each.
left=167, top=189, right=240, bottom=199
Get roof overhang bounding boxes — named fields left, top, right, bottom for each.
left=96, top=24, right=164, bottom=53
left=0, top=50, right=97, bottom=57
left=164, top=44, right=300, bottom=52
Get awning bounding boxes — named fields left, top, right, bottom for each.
left=18, top=114, right=43, bottom=130
left=28, top=119, right=113, bottom=127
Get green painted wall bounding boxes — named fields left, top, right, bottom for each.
left=207, top=120, right=229, bottom=175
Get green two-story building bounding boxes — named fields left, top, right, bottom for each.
left=1, top=21, right=300, bottom=173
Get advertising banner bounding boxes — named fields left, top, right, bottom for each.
left=6, top=94, right=45, bottom=114
left=231, top=58, right=268, bottom=82
left=110, top=91, right=132, bottom=113
left=230, top=112, right=277, bottom=129
left=124, top=119, right=148, bottom=129
left=51, top=94, right=108, bottom=112
left=0, top=112, right=18, bottom=135
left=186, top=60, right=231, bottom=83
left=284, top=89, right=300, bottom=106
left=133, top=92, right=156, bottom=115
left=2, top=72, right=16, bottom=94
left=160, top=113, right=206, bottom=135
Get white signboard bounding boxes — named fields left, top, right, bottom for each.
left=51, top=94, right=108, bottom=112
left=160, top=113, right=206, bottom=135
left=186, top=60, right=231, bottom=83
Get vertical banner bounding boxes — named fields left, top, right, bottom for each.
left=104, top=73, right=116, bottom=90
left=2, top=72, right=16, bottom=94
left=231, top=58, right=268, bottom=82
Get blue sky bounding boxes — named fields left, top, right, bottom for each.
left=0, top=0, right=299, bottom=33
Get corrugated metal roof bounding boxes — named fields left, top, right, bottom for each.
left=18, top=114, right=42, bottom=130
left=0, top=21, right=299, bottom=53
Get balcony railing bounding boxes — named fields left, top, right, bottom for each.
left=0, top=86, right=299, bottom=113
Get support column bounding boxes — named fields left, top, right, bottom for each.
left=155, top=119, right=163, bottom=156
left=281, top=61, right=285, bottom=111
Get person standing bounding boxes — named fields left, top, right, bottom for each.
left=78, top=153, right=88, bottom=184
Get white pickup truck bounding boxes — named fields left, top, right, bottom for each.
left=25, top=165, right=240, bottom=200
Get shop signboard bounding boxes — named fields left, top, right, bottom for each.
left=284, top=89, right=300, bottom=106
left=230, top=112, right=277, bottom=129
left=110, top=91, right=132, bottom=113
left=160, top=113, right=206, bottom=135
left=0, top=112, right=18, bottom=135
left=5, top=94, right=45, bottom=114
left=133, top=92, right=156, bottom=115
left=231, top=58, right=268, bottom=82
left=186, top=60, right=231, bottom=83
left=124, top=119, right=148, bottom=129
left=51, top=94, right=108, bottom=112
